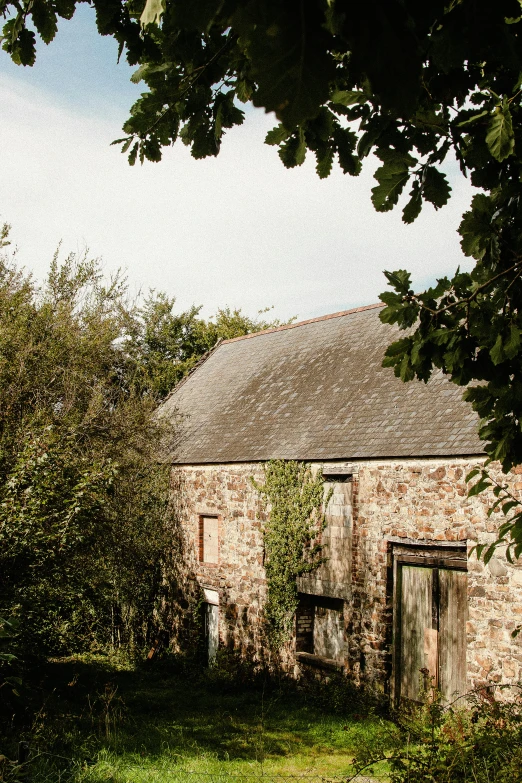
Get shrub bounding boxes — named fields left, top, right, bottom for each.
left=354, top=684, right=522, bottom=782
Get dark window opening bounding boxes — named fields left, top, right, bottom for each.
left=296, top=594, right=344, bottom=666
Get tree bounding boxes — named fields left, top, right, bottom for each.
left=0, top=225, right=288, bottom=660
left=3, top=0, right=522, bottom=553
left=128, top=294, right=289, bottom=398
left=0, top=231, right=176, bottom=659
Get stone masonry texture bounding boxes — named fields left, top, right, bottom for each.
left=173, top=457, right=522, bottom=694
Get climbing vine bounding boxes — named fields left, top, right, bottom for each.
left=251, top=460, right=331, bottom=649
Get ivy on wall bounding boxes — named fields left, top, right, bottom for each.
left=252, top=460, right=332, bottom=649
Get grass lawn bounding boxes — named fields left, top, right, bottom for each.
left=9, top=655, right=396, bottom=782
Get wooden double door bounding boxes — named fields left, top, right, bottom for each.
left=393, top=545, right=467, bottom=703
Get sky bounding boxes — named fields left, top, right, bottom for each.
left=0, top=6, right=478, bottom=322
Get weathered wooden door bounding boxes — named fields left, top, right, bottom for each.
left=399, top=565, right=434, bottom=701
left=395, top=552, right=467, bottom=703
left=438, top=569, right=467, bottom=700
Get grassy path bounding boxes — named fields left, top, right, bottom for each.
left=16, top=656, right=395, bottom=781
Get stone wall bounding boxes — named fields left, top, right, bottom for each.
left=352, top=457, right=522, bottom=693
left=172, top=463, right=271, bottom=663
left=173, top=457, right=522, bottom=692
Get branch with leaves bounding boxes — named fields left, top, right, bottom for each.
left=467, top=467, right=522, bottom=563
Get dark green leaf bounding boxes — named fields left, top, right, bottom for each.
left=486, top=104, right=515, bottom=162
left=423, top=167, right=451, bottom=210
left=456, top=110, right=489, bottom=127
left=330, top=90, right=365, bottom=107
left=278, top=130, right=306, bottom=168
left=504, top=325, right=520, bottom=359
left=468, top=477, right=492, bottom=496
left=371, top=152, right=416, bottom=212
left=31, top=0, right=58, bottom=44
left=490, top=333, right=504, bottom=365
left=128, top=142, right=139, bottom=166
left=402, top=182, right=422, bottom=224
left=458, top=195, right=496, bottom=260
left=315, top=146, right=333, bottom=179
left=265, top=124, right=290, bottom=146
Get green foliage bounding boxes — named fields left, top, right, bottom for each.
left=0, top=230, right=175, bottom=662
left=0, top=225, right=289, bottom=667
left=466, top=467, right=522, bottom=564
left=0, top=616, right=18, bottom=666
left=300, top=671, right=387, bottom=719
left=1, top=655, right=392, bottom=781
left=252, top=460, right=330, bottom=649
left=354, top=684, right=522, bottom=783
left=0, top=614, right=22, bottom=702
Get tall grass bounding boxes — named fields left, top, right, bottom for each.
left=2, top=653, right=394, bottom=782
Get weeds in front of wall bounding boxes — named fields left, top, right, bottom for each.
left=352, top=679, right=522, bottom=783
left=298, top=671, right=388, bottom=719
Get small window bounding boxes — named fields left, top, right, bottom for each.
left=296, top=594, right=344, bottom=665
left=199, top=516, right=219, bottom=564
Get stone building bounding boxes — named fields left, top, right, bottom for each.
left=159, top=303, right=522, bottom=701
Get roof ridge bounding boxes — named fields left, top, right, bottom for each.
left=221, top=302, right=384, bottom=344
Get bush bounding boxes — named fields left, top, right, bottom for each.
left=354, top=684, right=522, bottom=782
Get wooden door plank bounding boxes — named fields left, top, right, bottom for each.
left=400, top=566, right=433, bottom=702
left=439, top=569, right=467, bottom=701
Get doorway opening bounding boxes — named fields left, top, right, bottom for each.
left=203, top=588, right=219, bottom=664
left=390, top=541, right=467, bottom=704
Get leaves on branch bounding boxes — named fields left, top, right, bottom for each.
left=486, top=102, right=515, bottom=162
left=371, top=150, right=416, bottom=212
left=233, top=1, right=335, bottom=127
left=140, top=0, right=165, bottom=29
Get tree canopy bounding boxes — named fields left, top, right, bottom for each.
left=0, top=233, right=172, bottom=660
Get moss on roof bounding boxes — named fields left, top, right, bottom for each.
left=160, top=304, right=482, bottom=464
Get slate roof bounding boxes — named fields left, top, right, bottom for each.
left=159, top=303, right=483, bottom=464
